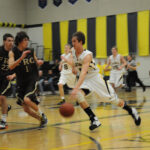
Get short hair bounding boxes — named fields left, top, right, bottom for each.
left=111, top=46, right=118, bottom=51
left=15, top=31, right=29, bottom=46
left=72, top=31, right=85, bottom=45
left=3, top=33, right=14, bottom=41
left=65, top=43, right=71, bottom=48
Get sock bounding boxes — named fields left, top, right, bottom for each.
left=37, top=108, right=43, bottom=117
left=84, top=107, right=96, bottom=121
left=1, top=114, right=7, bottom=122
left=61, top=97, right=65, bottom=101
left=123, top=102, right=132, bottom=115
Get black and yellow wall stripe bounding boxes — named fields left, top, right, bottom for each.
left=43, top=10, right=150, bottom=61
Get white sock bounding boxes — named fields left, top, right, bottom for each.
left=61, top=97, right=65, bottom=100
left=1, top=114, right=7, bottom=122
left=37, top=108, right=43, bottom=117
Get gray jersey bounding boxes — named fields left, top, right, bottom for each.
left=127, top=60, right=136, bottom=72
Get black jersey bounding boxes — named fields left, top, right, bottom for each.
left=12, top=47, right=39, bottom=85
left=0, top=46, right=11, bottom=78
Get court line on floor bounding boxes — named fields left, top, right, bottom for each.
left=52, top=126, right=101, bottom=150
left=0, top=148, right=32, bottom=150
left=1, top=110, right=149, bottom=135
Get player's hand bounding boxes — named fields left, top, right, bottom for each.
left=21, top=50, right=31, bottom=60
left=118, top=66, right=122, bottom=70
left=37, top=60, right=43, bottom=66
left=61, top=56, right=67, bottom=62
left=6, top=75, right=14, bottom=80
left=72, top=67, right=77, bottom=75
left=70, top=88, right=79, bottom=100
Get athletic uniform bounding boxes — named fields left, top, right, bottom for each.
left=12, top=47, right=39, bottom=105
left=109, top=54, right=123, bottom=88
left=72, top=49, right=118, bottom=103
left=0, top=46, right=12, bottom=96
left=58, top=53, right=76, bottom=88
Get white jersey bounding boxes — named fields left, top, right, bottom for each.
left=109, top=54, right=121, bottom=72
left=61, top=53, right=72, bottom=74
left=72, top=49, right=99, bottom=77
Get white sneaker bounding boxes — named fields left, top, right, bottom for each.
left=89, top=117, right=101, bottom=130
left=131, top=108, right=141, bottom=126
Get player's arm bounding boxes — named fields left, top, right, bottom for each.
left=6, top=73, right=16, bottom=80
left=61, top=54, right=74, bottom=67
left=74, top=54, right=92, bottom=90
left=104, top=58, right=111, bottom=71
left=33, top=52, right=43, bottom=66
left=9, top=50, right=30, bottom=70
left=119, top=56, right=127, bottom=70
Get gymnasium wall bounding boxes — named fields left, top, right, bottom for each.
left=0, top=0, right=26, bottom=24
left=26, top=0, right=150, bottom=24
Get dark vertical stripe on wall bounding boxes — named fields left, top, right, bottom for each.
left=128, top=12, right=137, bottom=54
left=87, top=18, right=96, bottom=57
left=68, top=20, right=77, bottom=45
left=52, top=22, right=61, bottom=60
left=107, top=15, right=116, bottom=56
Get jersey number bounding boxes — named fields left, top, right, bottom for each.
left=64, top=64, right=68, bottom=70
left=25, top=66, right=29, bottom=72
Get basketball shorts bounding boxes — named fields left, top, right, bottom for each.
left=58, top=73, right=76, bottom=88
left=16, top=80, right=40, bottom=106
left=0, top=78, right=11, bottom=96
left=80, top=73, right=119, bottom=103
left=109, top=71, right=123, bottom=88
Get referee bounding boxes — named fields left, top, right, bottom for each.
left=126, top=55, right=146, bottom=92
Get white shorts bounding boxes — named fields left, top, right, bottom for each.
left=58, top=73, right=76, bottom=88
left=109, top=71, right=123, bottom=88
left=80, top=73, right=118, bottom=103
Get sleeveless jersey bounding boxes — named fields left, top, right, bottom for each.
left=109, top=54, right=121, bottom=71
left=12, top=47, right=39, bottom=85
left=72, top=49, right=99, bottom=76
left=61, top=53, right=72, bottom=74
left=0, top=46, right=11, bottom=78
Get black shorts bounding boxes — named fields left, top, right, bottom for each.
left=16, top=80, right=40, bottom=106
left=0, top=78, right=11, bottom=96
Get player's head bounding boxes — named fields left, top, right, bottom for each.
left=15, top=31, right=29, bottom=48
left=127, top=54, right=133, bottom=61
left=3, top=33, right=14, bottom=51
left=72, top=31, right=85, bottom=49
left=65, top=44, right=71, bottom=53
left=111, top=46, right=118, bottom=55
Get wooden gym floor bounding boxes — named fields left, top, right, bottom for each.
left=0, top=87, right=150, bottom=150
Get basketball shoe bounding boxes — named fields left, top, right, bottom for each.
left=131, top=108, right=141, bottom=126
left=89, top=117, right=101, bottom=130
left=40, top=113, right=48, bottom=128
left=0, top=120, right=8, bottom=129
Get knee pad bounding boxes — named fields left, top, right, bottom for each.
left=76, top=91, right=86, bottom=103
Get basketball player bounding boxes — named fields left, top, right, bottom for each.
left=8, top=31, right=47, bottom=128
left=62, top=32, right=141, bottom=130
left=126, top=54, right=146, bottom=92
left=57, top=44, right=76, bottom=105
left=105, top=46, right=126, bottom=90
left=0, top=33, right=15, bottom=129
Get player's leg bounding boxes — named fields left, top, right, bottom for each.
left=76, top=89, right=101, bottom=130
left=107, top=82, right=141, bottom=126
left=0, top=95, right=8, bottom=129
left=57, top=74, right=67, bottom=105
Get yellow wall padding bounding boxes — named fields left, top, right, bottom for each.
left=43, top=23, right=52, bottom=61
left=77, top=18, right=87, bottom=49
left=138, top=10, right=150, bottom=56
left=60, top=21, right=69, bottom=54
left=116, top=14, right=129, bottom=56
left=96, top=16, right=107, bottom=58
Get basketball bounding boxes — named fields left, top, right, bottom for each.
left=59, top=103, right=75, bottom=117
